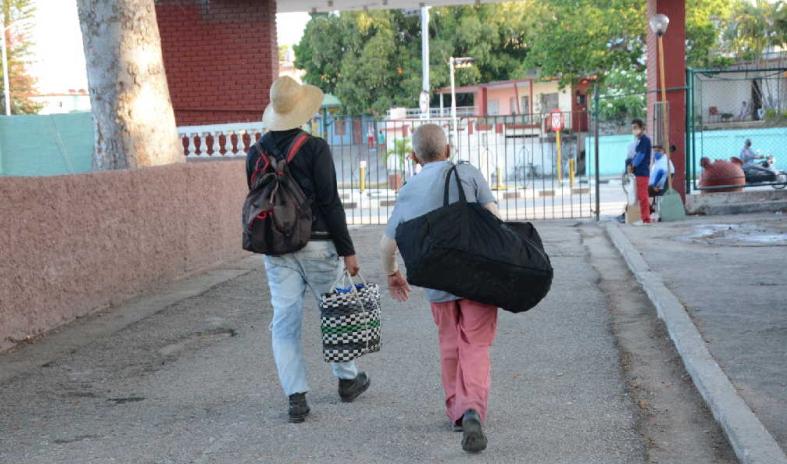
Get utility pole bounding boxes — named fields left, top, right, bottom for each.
left=419, top=5, right=430, bottom=119
left=449, top=57, right=457, bottom=146
left=1, top=11, right=11, bottom=116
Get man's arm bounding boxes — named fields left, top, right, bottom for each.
left=245, top=147, right=257, bottom=190
left=484, top=202, right=501, bottom=218
left=311, top=139, right=355, bottom=257
left=380, top=235, right=398, bottom=276
left=380, top=234, right=410, bottom=302
left=652, top=169, right=665, bottom=190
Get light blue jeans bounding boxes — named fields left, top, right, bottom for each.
left=263, top=240, right=359, bottom=396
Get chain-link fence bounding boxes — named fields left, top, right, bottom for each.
left=687, top=64, right=787, bottom=190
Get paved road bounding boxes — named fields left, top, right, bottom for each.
left=0, top=224, right=724, bottom=463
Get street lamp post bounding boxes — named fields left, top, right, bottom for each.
left=449, top=56, right=473, bottom=150
left=649, top=14, right=670, bottom=157
left=649, top=13, right=686, bottom=220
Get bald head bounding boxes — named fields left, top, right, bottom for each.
left=412, top=124, right=448, bottom=163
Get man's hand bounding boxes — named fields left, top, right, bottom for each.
left=387, top=271, right=411, bottom=302
left=343, top=255, right=360, bottom=276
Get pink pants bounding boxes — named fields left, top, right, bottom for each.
left=431, top=299, right=498, bottom=423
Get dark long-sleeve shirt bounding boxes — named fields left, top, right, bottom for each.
left=631, top=134, right=652, bottom=177
left=245, top=129, right=355, bottom=256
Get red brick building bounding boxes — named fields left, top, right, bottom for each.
left=155, top=0, right=278, bottom=125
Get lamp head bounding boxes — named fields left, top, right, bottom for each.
left=450, top=57, right=475, bottom=68
left=649, top=14, right=669, bottom=36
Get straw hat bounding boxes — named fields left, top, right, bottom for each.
left=262, top=76, right=324, bottom=131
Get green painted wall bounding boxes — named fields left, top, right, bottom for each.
left=0, top=113, right=94, bottom=176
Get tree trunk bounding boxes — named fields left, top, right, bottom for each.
left=76, top=0, right=181, bottom=170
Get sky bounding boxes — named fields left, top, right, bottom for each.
left=28, top=0, right=86, bottom=93
left=26, top=2, right=310, bottom=94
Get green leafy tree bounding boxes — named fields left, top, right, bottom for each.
left=723, top=0, right=786, bottom=61
left=1, top=0, right=41, bottom=114
left=597, top=67, right=647, bottom=124
left=295, top=5, right=533, bottom=115
left=685, top=0, right=734, bottom=67
left=520, top=0, right=646, bottom=87
left=295, top=1, right=784, bottom=116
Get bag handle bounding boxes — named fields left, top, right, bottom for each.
left=329, top=270, right=377, bottom=353
left=443, top=163, right=468, bottom=207
left=330, top=269, right=369, bottom=293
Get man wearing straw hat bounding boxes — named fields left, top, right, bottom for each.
left=249, top=76, right=370, bottom=423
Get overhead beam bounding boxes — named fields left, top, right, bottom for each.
left=277, top=1, right=506, bottom=13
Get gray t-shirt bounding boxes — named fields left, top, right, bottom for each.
left=384, top=160, right=496, bottom=303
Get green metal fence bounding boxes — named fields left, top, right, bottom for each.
left=686, top=65, right=787, bottom=191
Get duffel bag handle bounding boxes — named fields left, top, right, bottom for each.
left=443, top=164, right=468, bottom=207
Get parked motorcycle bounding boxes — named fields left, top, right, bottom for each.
left=741, top=154, right=787, bottom=189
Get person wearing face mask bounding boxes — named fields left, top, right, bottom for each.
left=648, top=144, right=674, bottom=195
left=628, top=119, right=652, bottom=224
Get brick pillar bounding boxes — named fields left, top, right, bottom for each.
left=476, top=87, right=488, bottom=117
left=155, top=0, right=278, bottom=126
left=647, top=0, right=686, bottom=197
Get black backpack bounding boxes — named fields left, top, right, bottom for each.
left=395, top=164, right=553, bottom=313
left=242, top=132, right=312, bottom=256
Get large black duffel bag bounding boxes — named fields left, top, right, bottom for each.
left=395, top=164, right=553, bottom=313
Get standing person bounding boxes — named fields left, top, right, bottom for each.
left=249, top=76, right=370, bottom=424
left=617, top=139, right=640, bottom=223
left=380, top=124, right=500, bottom=453
left=629, top=119, right=652, bottom=224
left=737, top=100, right=750, bottom=120
left=377, top=129, right=386, bottom=152
left=367, top=125, right=376, bottom=149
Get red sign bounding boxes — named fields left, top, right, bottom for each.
left=550, top=111, right=563, bottom=132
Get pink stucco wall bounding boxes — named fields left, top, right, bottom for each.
left=0, top=160, right=249, bottom=352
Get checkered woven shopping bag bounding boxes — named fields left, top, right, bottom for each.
left=319, top=273, right=381, bottom=363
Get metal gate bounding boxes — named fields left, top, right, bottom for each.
left=317, top=112, right=595, bottom=225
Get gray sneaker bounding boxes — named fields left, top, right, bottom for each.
left=461, top=409, right=487, bottom=453
left=338, top=372, right=370, bottom=403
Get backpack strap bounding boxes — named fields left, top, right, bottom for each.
left=285, top=132, right=310, bottom=164
left=250, top=132, right=310, bottom=185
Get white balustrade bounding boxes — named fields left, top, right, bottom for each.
left=178, top=122, right=266, bottom=158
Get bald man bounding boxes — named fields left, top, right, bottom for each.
left=380, top=124, right=500, bottom=453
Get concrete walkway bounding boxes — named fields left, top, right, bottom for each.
left=0, top=224, right=731, bottom=463
left=614, top=213, right=787, bottom=453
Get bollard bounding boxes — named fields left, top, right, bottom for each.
left=494, top=166, right=508, bottom=190
left=569, top=158, right=575, bottom=189
left=555, top=129, right=563, bottom=183
left=359, top=160, right=367, bottom=194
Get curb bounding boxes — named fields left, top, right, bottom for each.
left=606, top=222, right=787, bottom=464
